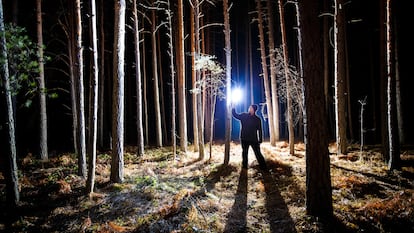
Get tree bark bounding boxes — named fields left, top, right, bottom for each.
left=266, top=0, right=279, bottom=145
left=75, top=0, right=87, bottom=178
left=223, top=0, right=232, bottom=165
left=334, top=0, right=348, bottom=155
left=277, top=0, right=295, bottom=155
left=111, top=0, right=126, bottom=183
left=86, top=0, right=99, bottom=194
left=151, top=3, right=163, bottom=147
left=0, top=1, right=20, bottom=205
left=36, top=0, right=48, bottom=161
left=385, top=0, right=401, bottom=170
left=132, top=0, right=144, bottom=156
left=255, top=0, right=275, bottom=146
left=298, top=0, right=333, bottom=221
left=177, top=0, right=188, bottom=152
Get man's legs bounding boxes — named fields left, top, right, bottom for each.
left=251, top=142, right=267, bottom=170
left=241, top=140, right=249, bottom=169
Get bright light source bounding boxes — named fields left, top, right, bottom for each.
left=231, top=87, right=243, bottom=104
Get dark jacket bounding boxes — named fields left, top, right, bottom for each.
left=232, top=108, right=263, bottom=143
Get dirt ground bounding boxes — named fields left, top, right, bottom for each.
left=1, top=141, right=413, bottom=233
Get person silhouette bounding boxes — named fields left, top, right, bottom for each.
left=232, top=104, right=267, bottom=170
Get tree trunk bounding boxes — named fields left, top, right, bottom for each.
left=334, top=0, right=348, bottom=155
left=86, top=0, right=99, bottom=194
left=165, top=0, right=177, bottom=158
left=111, top=0, right=126, bottom=183
left=223, top=0, right=231, bottom=165
left=75, top=0, right=87, bottom=178
left=151, top=4, right=163, bottom=147
left=177, top=0, right=188, bottom=152
left=0, top=1, right=20, bottom=205
left=98, top=0, right=106, bottom=149
left=190, top=6, right=199, bottom=152
left=393, top=15, right=404, bottom=145
left=255, top=0, right=275, bottom=146
left=266, top=0, right=279, bottom=145
left=277, top=0, right=295, bottom=155
left=298, top=0, right=333, bottom=221
left=194, top=0, right=204, bottom=159
left=132, top=0, right=144, bottom=156
left=36, top=0, right=48, bottom=161
left=385, top=0, right=400, bottom=170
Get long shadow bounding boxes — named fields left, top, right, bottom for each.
left=223, top=168, right=248, bottom=233
left=262, top=170, right=297, bottom=233
left=332, top=163, right=414, bottom=190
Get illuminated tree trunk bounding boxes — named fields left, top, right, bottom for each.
left=255, top=0, right=275, bottom=145
left=177, top=0, right=188, bottom=152
left=298, top=0, right=333, bottom=221
left=277, top=0, right=295, bottom=155
left=385, top=0, right=400, bottom=170
left=190, top=7, right=199, bottom=152
left=164, top=0, right=177, bottom=158
left=223, top=0, right=232, bottom=165
left=36, top=0, right=48, bottom=161
left=132, top=0, right=144, bottom=156
left=111, top=0, right=125, bottom=183
left=0, top=1, right=20, bottom=205
left=86, top=0, right=99, bottom=194
left=266, top=0, right=279, bottom=145
left=75, top=0, right=87, bottom=178
left=334, top=0, right=348, bottom=155
left=192, top=0, right=204, bottom=159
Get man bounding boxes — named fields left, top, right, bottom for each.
left=232, top=104, right=267, bottom=170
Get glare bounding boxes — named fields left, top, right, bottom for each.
left=231, top=87, right=243, bottom=104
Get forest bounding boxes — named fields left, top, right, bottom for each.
left=1, top=0, right=413, bottom=232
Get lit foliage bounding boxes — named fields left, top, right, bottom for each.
left=0, top=24, right=52, bottom=107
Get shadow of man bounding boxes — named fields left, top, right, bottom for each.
left=262, top=170, right=297, bottom=233
left=223, top=168, right=248, bottom=233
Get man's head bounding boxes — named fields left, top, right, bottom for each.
left=248, top=104, right=258, bottom=115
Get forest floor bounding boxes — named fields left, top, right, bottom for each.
left=1, top=141, right=414, bottom=233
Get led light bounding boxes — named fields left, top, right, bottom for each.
left=231, top=87, right=243, bottom=104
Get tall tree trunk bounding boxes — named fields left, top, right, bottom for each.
left=98, top=0, right=106, bottom=149
left=223, top=0, right=231, bottom=165
left=36, top=0, right=48, bottom=161
left=151, top=4, right=163, bottom=147
left=299, top=0, right=333, bottom=221
left=165, top=0, right=177, bottom=158
left=194, top=0, right=204, bottom=159
left=393, top=15, right=404, bottom=145
left=132, top=0, right=144, bottom=156
left=142, top=21, right=149, bottom=145
left=59, top=1, right=78, bottom=156
left=86, top=0, right=99, bottom=194
left=157, top=31, right=168, bottom=144
left=334, top=0, right=348, bottom=155
left=190, top=6, right=199, bottom=152
left=379, top=0, right=388, bottom=160
left=0, top=1, right=20, bottom=205
left=75, top=0, right=87, bottom=177
left=255, top=0, right=275, bottom=145
left=111, top=0, right=126, bottom=183
left=385, top=0, right=400, bottom=170
left=177, top=0, right=188, bottom=152
left=266, top=0, right=279, bottom=145
left=277, top=0, right=294, bottom=155
left=294, top=1, right=305, bottom=143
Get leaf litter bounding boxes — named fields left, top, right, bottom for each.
left=1, top=142, right=413, bottom=233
